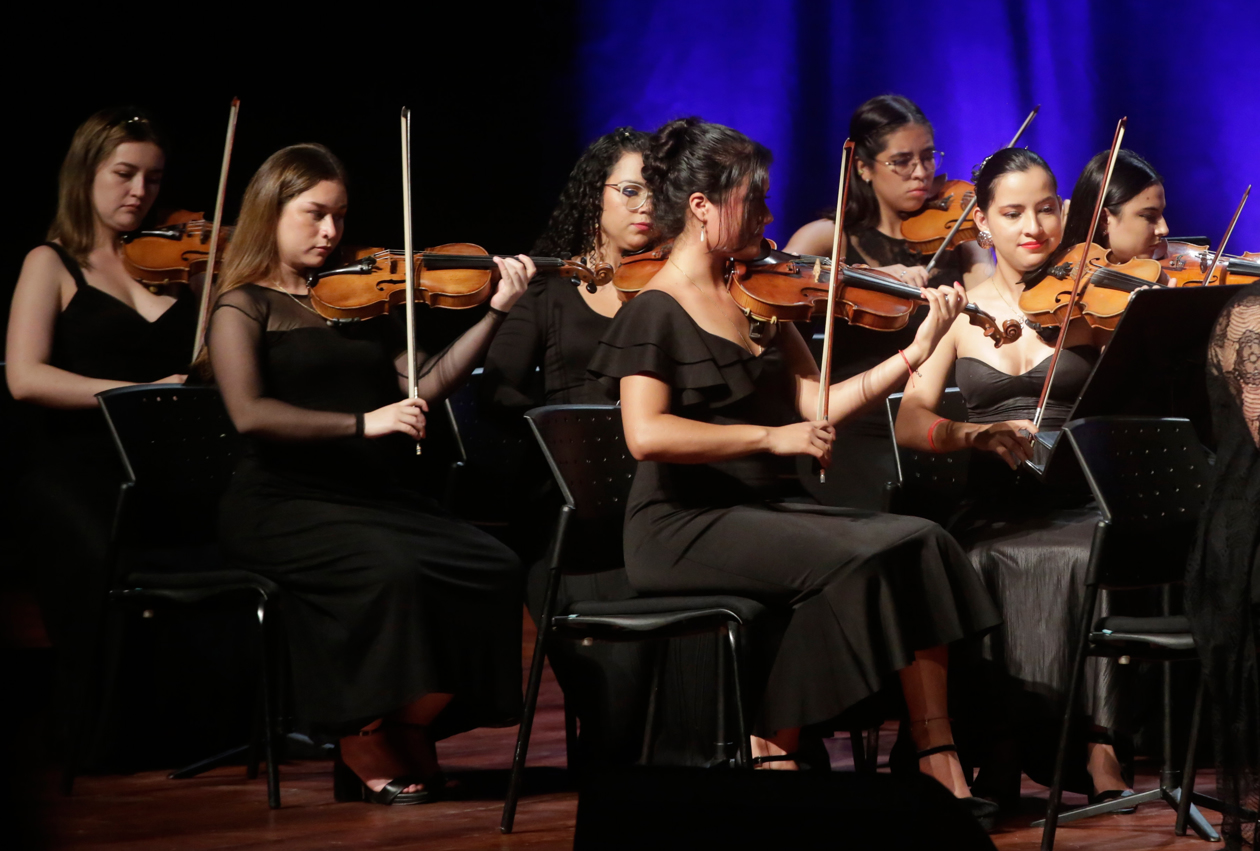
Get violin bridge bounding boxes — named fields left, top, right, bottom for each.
left=812, top=258, right=823, bottom=283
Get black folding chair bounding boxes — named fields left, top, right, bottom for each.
left=64, top=384, right=285, bottom=809
left=886, top=389, right=971, bottom=524
left=501, top=405, right=768, bottom=834
left=1034, top=416, right=1219, bottom=848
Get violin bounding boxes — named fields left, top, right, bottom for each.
left=1019, top=241, right=1164, bottom=331
left=307, top=243, right=612, bottom=320
left=1159, top=240, right=1260, bottom=286
left=122, top=209, right=231, bottom=293
left=611, top=239, right=829, bottom=300
left=900, top=177, right=978, bottom=254
left=726, top=253, right=1021, bottom=347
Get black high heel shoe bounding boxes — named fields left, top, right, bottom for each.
left=333, top=731, right=445, bottom=806
left=916, top=744, right=1001, bottom=833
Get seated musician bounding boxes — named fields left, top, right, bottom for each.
left=205, top=143, right=532, bottom=806
left=783, top=95, right=994, bottom=509
left=894, top=148, right=1136, bottom=807
left=5, top=107, right=194, bottom=742
left=589, top=116, right=1002, bottom=827
left=1061, top=149, right=1170, bottom=267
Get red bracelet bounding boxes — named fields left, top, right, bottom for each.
left=927, top=417, right=948, bottom=453
left=899, top=349, right=921, bottom=386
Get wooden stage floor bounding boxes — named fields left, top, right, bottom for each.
left=35, top=616, right=1225, bottom=851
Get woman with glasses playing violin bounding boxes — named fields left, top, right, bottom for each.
left=480, top=128, right=660, bottom=763
left=785, top=96, right=994, bottom=509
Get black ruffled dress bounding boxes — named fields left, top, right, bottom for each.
left=589, top=290, right=1001, bottom=734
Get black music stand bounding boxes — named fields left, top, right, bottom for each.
left=1027, top=285, right=1245, bottom=482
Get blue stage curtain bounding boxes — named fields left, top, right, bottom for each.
left=578, top=0, right=1259, bottom=246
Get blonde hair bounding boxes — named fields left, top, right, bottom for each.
left=48, top=106, right=166, bottom=267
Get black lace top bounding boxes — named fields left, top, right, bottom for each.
left=1185, top=283, right=1260, bottom=848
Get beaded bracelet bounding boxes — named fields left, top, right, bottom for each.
left=899, top=349, right=922, bottom=386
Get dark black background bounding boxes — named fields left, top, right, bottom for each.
left=0, top=7, right=582, bottom=347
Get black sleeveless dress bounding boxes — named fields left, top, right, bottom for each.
left=211, top=285, right=522, bottom=737
left=803, top=228, right=971, bottom=510
left=589, top=291, right=1001, bottom=735
left=28, top=242, right=196, bottom=656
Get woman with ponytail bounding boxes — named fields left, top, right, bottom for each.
left=589, top=117, right=1001, bottom=827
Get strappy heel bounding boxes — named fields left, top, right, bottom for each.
left=333, top=728, right=445, bottom=806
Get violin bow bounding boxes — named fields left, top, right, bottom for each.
left=1202, top=185, right=1251, bottom=287
left=190, top=97, right=240, bottom=362
left=816, top=139, right=856, bottom=483
left=1033, top=116, right=1127, bottom=428
left=925, top=104, right=1040, bottom=275
left=400, top=107, right=421, bottom=455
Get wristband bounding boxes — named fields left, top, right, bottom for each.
left=927, top=417, right=948, bottom=453
left=488, top=306, right=509, bottom=318
left=898, top=349, right=921, bottom=386
left=354, top=412, right=365, bottom=439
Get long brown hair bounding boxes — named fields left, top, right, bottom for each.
left=213, top=143, right=348, bottom=299
left=48, top=106, right=167, bottom=267
left=196, top=144, right=347, bottom=376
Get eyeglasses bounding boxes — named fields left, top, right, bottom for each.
left=879, top=150, right=942, bottom=177
left=605, top=181, right=651, bottom=211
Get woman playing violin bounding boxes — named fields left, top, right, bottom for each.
left=590, top=117, right=1002, bottom=826
left=785, top=95, right=993, bottom=291
left=1062, top=149, right=1170, bottom=266
left=783, top=96, right=995, bottom=509
left=895, top=148, right=1135, bottom=808
left=479, top=127, right=657, bottom=762
left=207, top=144, right=533, bottom=805
left=5, top=107, right=196, bottom=742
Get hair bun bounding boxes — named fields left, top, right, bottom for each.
left=643, top=117, right=701, bottom=188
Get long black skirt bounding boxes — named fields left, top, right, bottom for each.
left=218, top=466, right=523, bottom=738
left=625, top=501, right=1001, bottom=735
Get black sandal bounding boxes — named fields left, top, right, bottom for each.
left=751, top=753, right=801, bottom=768
left=917, top=744, right=1000, bottom=833
left=333, top=728, right=445, bottom=806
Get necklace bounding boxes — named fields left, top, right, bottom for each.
left=990, top=278, right=1029, bottom=322
left=669, top=258, right=759, bottom=354
left=263, top=282, right=329, bottom=322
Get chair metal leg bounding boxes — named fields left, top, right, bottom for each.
left=639, top=642, right=665, bottom=766
left=502, top=509, right=570, bottom=835
left=168, top=744, right=253, bottom=780
left=563, top=701, right=580, bottom=772
left=715, top=625, right=728, bottom=765
left=725, top=623, right=751, bottom=769
left=1177, top=671, right=1207, bottom=836
left=849, top=729, right=867, bottom=773
left=864, top=727, right=880, bottom=775
left=246, top=598, right=280, bottom=808
left=1040, top=585, right=1098, bottom=851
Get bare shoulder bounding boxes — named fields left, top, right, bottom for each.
left=21, top=244, right=70, bottom=277
left=784, top=218, right=837, bottom=256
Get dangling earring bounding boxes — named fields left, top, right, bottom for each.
left=700, top=223, right=707, bottom=245
left=977, top=230, right=993, bottom=250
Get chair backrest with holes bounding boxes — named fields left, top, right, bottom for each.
left=525, top=405, right=635, bottom=572
left=443, top=376, right=536, bottom=525
left=97, top=385, right=243, bottom=551
left=886, top=388, right=971, bottom=521
left=1063, top=416, right=1210, bottom=589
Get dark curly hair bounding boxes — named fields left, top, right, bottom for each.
left=1060, top=149, right=1162, bottom=251
left=532, top=127, right=650, bottom=258
left=832, top=95, right=932, bottom=231
left=642, top=117, right=771, bottom=249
